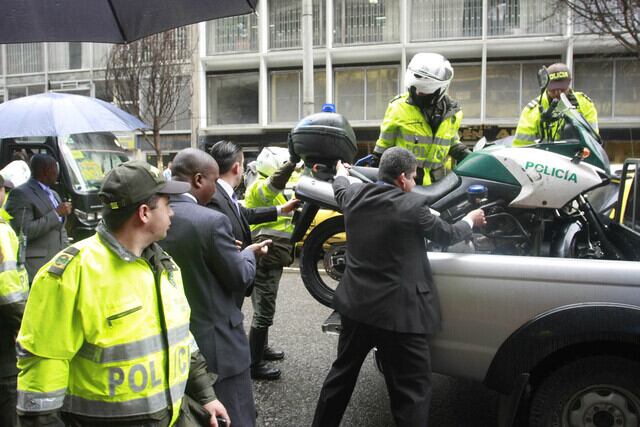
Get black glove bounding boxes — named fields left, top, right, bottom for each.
left=370, top=152, right=381, bottom=167
left=449, top=142, right=471, bottom=162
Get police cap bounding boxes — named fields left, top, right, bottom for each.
left=99, top=160, right=190, bottom=210
left=547, top=63, right=571, bottom=91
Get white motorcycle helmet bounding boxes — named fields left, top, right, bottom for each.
left=405, top=52, right=454, bottom=102
left=256, top=146, right=290, bottom=177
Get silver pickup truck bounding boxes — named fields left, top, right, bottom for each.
left=293, top=159, right=640, bottom=427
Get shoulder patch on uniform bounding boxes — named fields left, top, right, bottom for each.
left=527, top=99, right=539, bottom=109
left=578, top=92, right=593, bottom=103
left=47, top=246, right=80, bottom=276
left=390, top=94, right=404, bottom=103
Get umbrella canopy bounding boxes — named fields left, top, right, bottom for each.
left=0, top=0, right=257, bottom=44
left=0, top=92, right=149, bottom=138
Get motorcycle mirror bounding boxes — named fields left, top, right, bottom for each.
left=537, top=66, right=550, bottom=92
left=474, top=137, right=488, bottom=152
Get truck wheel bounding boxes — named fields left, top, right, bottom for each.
left=299, top=216, right=345, bottom=308
left=529, top=356, right=640, bottom=427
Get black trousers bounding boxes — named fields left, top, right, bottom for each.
left=214, top=368, right=256, bottom=427
left=312, top=316, right=432, bottom=427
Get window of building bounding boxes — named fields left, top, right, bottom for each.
left=7, top=43, right=43, bottom=74
left=269, top=0, right=326, bottom=49
left=448, top=65, right=481, bottom=119
left=334, top=66, right=399, bottom=121
left=206, top=13, right=258, bottom=54
left=162, top=79, right=191, bottom=131
left=271, top=71, right=300, bottom=122
left=486, top=63, right=521, bottom=119
left=614, top=59, right=640, bottom=117
left=269, top=70, right=327, bottom=123
left=333, top=0, right=400, bottom=46
left=207, top=72, right=259, bottom=125
left=488, top=0, right=561, bottom=37
left=93, top=44, right=113, bottom=69
left=411, top=0, right=482, bottom=41
left=47, top=43, right=91, bottom=72
left=574, top=61, right=613, bottom=118
left=7, top=85, right=45, bottom=100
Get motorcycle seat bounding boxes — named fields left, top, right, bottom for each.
left=350, top=166, right=379, bottom=182
left=413, top=173, right=461, bottom=205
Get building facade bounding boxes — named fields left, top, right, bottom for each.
left=198, top=0, right=640, bottom=163
left=1, top=0, right=639, bottom=163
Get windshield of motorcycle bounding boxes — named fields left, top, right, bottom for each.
left=557, top=93, right=610, bottom=174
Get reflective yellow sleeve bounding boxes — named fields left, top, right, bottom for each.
left=376, top=101, right=401, bottom=151
left=17, top=355, right=69, bottom=409
left=513, top=106, right=540, bottom=147
left=580, top=97, right=599, bottom=134
left=17, top=267, right=83, bottom=360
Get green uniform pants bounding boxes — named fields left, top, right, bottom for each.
left=251, top=263, right=283, bottom=329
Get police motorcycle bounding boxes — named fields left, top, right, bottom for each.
left=290, top=68, right=627, bottom=308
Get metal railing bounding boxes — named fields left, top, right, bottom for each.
left=269, top=0, right=325, bottom=49
left=488, top=0, right=562, bottom=36
left=6, top=43, right=43, bottom=74
left=206, top=14, right=259, bottom=54
left=334, top=0, right=400, bottom=46
left=411, top=0, right=482, bottom=41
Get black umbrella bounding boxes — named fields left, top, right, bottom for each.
left=0, top=0, right=257, bottom=44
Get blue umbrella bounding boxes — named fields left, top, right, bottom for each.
left=0, top=92, right=149, bottom=138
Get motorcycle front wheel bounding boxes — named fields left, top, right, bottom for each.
left=299, top=216, right=346, bottom=308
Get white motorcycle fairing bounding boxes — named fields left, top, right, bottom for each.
left=495, top=147, right=604, bottom=209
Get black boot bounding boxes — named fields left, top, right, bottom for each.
left=249, top=327, right=281, bottom=380
left=263, top=328, right=285, bottom=361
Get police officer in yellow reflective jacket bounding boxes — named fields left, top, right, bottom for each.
left=16, top=161, right=229, bottom=427
left=244, top=147, right=300, bottom=381
left=0, top=176, right=28, bottom=427
left=514, top=62, right=599, bottom=147
left=373, top=53, right=470, bottom=186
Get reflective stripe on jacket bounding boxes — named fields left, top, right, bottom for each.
left=16, top=231, right=193, bottom=425
left=0, top=220, right=29, bottom=376
left=245, top=176, right=294, bottom=237
left=513, top=91, right=599, bottom=147
left=374, top=92, right=463, bottom=185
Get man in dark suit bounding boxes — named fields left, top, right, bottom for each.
left=160, top=148, right=270, bottom=427
left=208, top=140, right=298, bottom=380
left=5, top=154, right=71, bottom=281
left=312, top=147, right=485, bottom=427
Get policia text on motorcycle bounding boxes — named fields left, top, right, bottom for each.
left=514, top=62, right=599, bottom=147
left=15, top=160, right=229, bottom=427
left=373, top=52, right=471, bottom=186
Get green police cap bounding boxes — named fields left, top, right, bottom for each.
left=547, top=63, right=571, bottom=90
left=99, top=160, right=190, bottom=210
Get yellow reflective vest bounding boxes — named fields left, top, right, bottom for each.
left=16, top=227, right=194, bottom=425
left=0, top=218, right=29, bottom=377
left=245, top=175, right=295, bottom=239
left=513, top=91, right=599, bottom=147
left=374, top=93, right=463, bottom=186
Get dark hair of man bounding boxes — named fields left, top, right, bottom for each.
left=172, top=148, right=218, bottom=182
left=30, top=154, right=56, bottom=179
left=102, top=195, right=160, bottom=232
left=378, top=147, right=418, bottom=184
left=209, top=140, right=242, bottom=175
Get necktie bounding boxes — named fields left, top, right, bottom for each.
left=44, top=186, right=62, bottom=222
left=231, top=192, right=240, bottom=215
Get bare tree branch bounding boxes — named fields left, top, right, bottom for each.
left=555, top=0, right=640, bottom=57
left=105, top=27, right=194, bottom=168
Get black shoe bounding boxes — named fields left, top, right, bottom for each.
left=251, top=363, right=281, bottom=380
left=263, top=346, right=285, bottom=361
